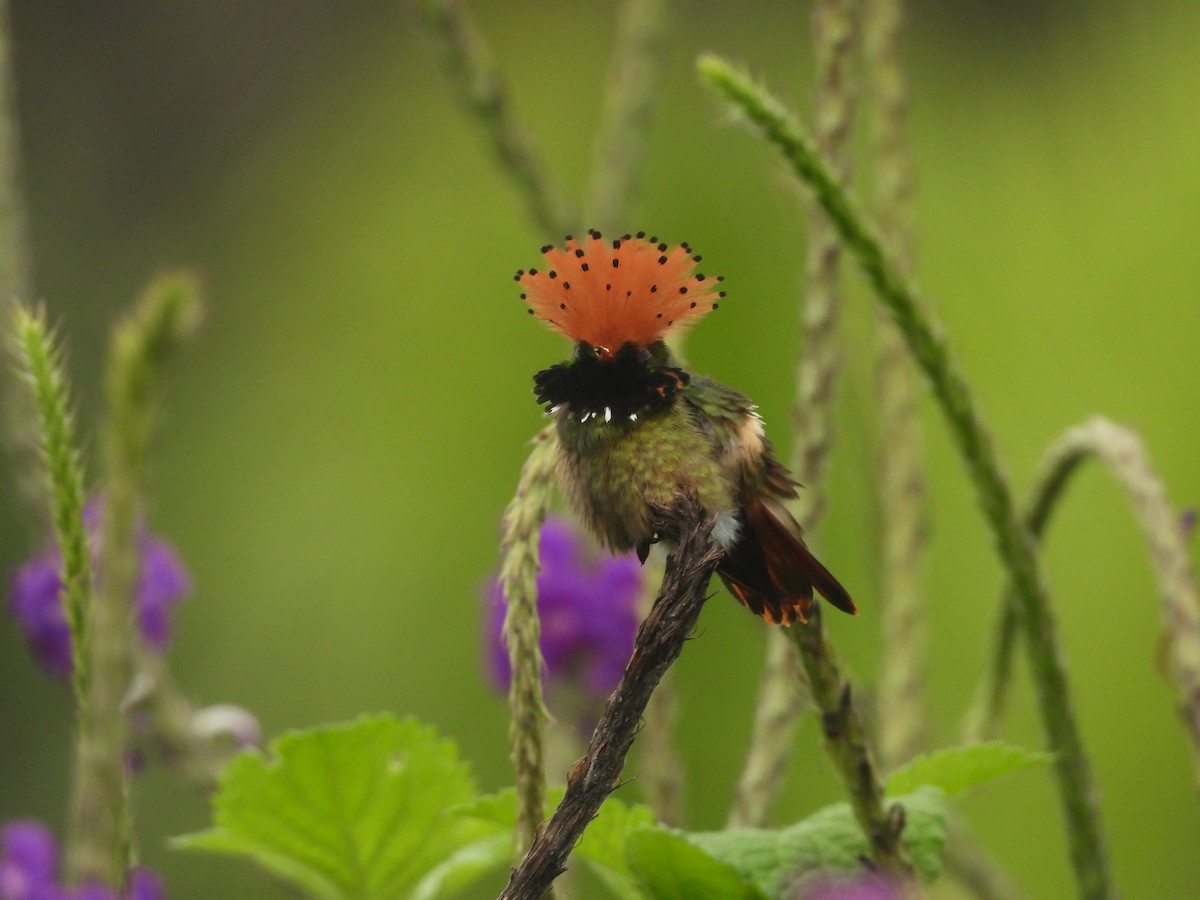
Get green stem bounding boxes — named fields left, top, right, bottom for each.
left=864, top=0, right=928, bottom=772
left=965, top=417, right=1200, bottom=794
left=698, top=56, right=1115, bottom=899
left=788, top=609, right=909, bottom=876
left=0, top=0, right=48, bottom=528
left=726, top=631, right=805, bottom=828
left=66, top=273, right=201, bottom=887
left=961, top=596, right=1019, bottom=744
left=944, top=817, right=1022, bottom=900
left=499, top=425, right=558, bottom=856
left=730, top=0, right=858, bottom=831
left=127, top=651, right=256, bottom=791
left=791, top=0, right=856, bottom=526
left=0, top=0, right=29, bottom=303
left=419, top=0, right=577, bottom=237
left=587, top=0, right=671, bottom=233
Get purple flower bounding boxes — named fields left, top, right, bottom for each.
left=794, top=872, right=902, bottom=900
left=485, top=517, right=643, bottom=721
left=8, top=503, right=192, bottom=679
left=1, top=821, right=57, bottom=899
left=1, top=820, right=163, bottom=899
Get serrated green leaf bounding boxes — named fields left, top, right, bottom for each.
left=885, top=742, right=1052, bottom=798
left=175, top=715, right=481, bottom=899
left=687, top=787, right=947, bottom=893
left=572, top=792, right=658, bottom=898
left=626, top=828, right=767, bottom=900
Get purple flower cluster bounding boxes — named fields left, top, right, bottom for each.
left=8, top=504, right=191, bottom=679
left=0, top=821, right=163, bottom=900
left=485, top=517, right=643, bottom=719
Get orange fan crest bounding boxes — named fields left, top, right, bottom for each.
left=517, top=230, right=725, bottom=350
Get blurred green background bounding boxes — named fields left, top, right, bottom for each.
left=1, top=1, right=1198, bottom=897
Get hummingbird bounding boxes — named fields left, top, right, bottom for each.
left=517, top=230, right=856, bottom=626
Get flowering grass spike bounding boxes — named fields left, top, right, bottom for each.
left=518, top=230, right=856, bottom=625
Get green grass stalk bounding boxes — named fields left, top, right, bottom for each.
left=864, top=0, right=929, bottom=772
left=587, top=0, right=671, bottom=233
left=698, top=55, right=1114, bottom=899
left=788, top=608, right=910, bottom=876
left=0, top=0, right=29, bottom=303
left=964, top=417, right=1200, bottom=794
left=499, top=425, right=558, bottom=855
left=729, top=0, right=859, bottom=831
left=419, top=0, right=577, bottom=237
left=65, top=273, right=200, bottom=887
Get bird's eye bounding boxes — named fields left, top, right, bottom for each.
left=637, top=347, right=652, bottom=365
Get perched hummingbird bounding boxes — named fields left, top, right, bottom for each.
left=517, top=230, right=856, bottom=626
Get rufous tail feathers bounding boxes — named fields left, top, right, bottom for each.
left=716, top=496, right=857, bottom=626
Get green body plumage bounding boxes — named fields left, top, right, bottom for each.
left=553, top=371, right=754, bottom=553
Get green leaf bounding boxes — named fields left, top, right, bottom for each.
left=626, top=829, right=767, bottom=900
left=895, top=788, right=950, bottom=884
left=885, top=742, right=1052, bottom=798
left=467, top=786, right=660, bottom=898
left=570, top=793, right=657, bottom=899
left=407, top=790, right=530, bottom=900
left=175, top=715, right=483, bottom=899
left=441, top=786, right=662, bottom=899
left=409, top=833, right=511, bottom=900
left=687, top=787, right=948, bottom=893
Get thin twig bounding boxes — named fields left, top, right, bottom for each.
left=964, top=417, right=1200, bottom=793
left=419, top=0, right=577, bottom=237
left=499, top=503, right=721, bottom=900
left=789, top=609, right=910, bottom=877
left=699, top=56, right=1115, bottom=899
left=729, top=0, right=859, bottom=830
left=127, top=652, right=256, bottom=791
left=587, top=0, right=671, bottom=233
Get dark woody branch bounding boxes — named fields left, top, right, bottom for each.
left=498, top=501, right=721, bottom=900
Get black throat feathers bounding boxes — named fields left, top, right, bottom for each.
left=533, top=341, right=689, bottom=423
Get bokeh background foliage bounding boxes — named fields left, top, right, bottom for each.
left=1, top=1, right=1198, bottom=897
